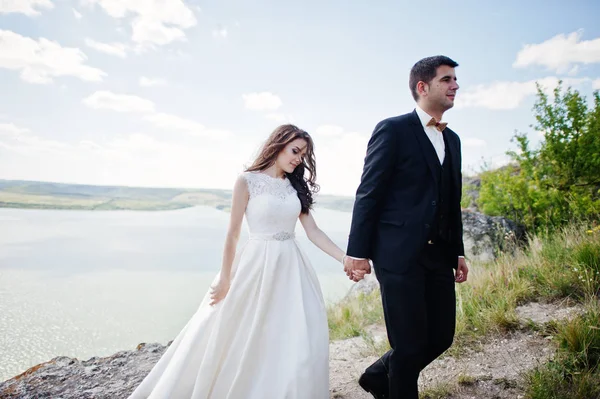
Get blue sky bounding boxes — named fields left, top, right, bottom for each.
left=1, top=0, right=599, bottom=195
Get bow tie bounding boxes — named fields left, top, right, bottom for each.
left=426, top=117, right=447, bottom=132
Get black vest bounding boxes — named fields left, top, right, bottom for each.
left=429, top=133, right=453, bottom=243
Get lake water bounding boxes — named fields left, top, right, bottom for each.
left=0, top=206, right=354, bottom=382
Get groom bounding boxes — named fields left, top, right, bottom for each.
left=344, top=55, right=469, bottom=399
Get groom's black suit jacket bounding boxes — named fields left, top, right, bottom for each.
left=347, top=110, right=465, bottom=271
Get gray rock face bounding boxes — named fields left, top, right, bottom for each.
left=345, top=272, right=381, bottom=298
left=462, top=209, right=526, bottom=263
left=0, top=343, right=167, bottom=399
left=346, top=210, right=526, bottom=297
left=462, top=176, right=481, bottom=211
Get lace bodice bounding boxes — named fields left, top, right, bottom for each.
left=242, top=172, right=301, bottom=239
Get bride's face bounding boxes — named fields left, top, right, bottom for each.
left=276, top=138, right=308, bottom=174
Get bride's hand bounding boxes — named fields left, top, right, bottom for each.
left=209, top=277, right=231, bottom=306
left=352, top=269, right=367, bottom=282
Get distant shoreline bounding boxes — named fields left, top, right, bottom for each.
left=0, top=179, right=354, bottom=213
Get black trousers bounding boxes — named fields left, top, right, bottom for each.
left=365, top=242, right=456, bottom=399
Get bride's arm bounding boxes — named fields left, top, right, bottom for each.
left=219, top=175, right=249, bottom=280
left=299, top=211, right=345, bottom=263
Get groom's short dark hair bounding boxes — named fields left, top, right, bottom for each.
left=409, top=56, right=459, bottom=101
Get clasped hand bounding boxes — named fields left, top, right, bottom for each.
left=343, top=257, right=371, bottom=282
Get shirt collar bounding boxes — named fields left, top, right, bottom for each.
left=415, top=105, right=444, bottom=130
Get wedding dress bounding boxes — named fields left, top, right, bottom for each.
left=128, top=171, right=329, bottom=399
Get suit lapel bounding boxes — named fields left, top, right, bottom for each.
left=409, top=110, right=440, bottom=186
left=445, top=129, right=461, bottom=187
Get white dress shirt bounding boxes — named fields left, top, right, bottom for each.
left=415, top=105, right=445, bottom=164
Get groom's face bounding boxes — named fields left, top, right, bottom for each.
left=422, top=65, right=459, bottom=111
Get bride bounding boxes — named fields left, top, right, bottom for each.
left=128, top=124, right=367, bottom=399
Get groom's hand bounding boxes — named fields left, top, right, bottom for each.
left=455, top=257, right=469, bottom=283
left=343, top=257, right=371, bottom=282
left=352, top=269, right=368, bottom=282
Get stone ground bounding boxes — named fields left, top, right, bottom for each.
left=0, top=302, right=582, bottom=399
left=329, top=301, right=582, bottom=399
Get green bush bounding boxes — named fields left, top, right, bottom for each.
left=478, top=83, right=600, bottom=233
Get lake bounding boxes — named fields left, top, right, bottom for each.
left=0, top=206, right=354, bottom=382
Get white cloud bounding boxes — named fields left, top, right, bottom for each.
left=0, top=124, right=248, bottom=190
left=463, top=138, right=487, bottom=148
left=0, top=123, right=69, bottom=156
left=202, top=128, right=233, bottom=139
left=462, top=153, right=513, bottom=176
left=107, top=133, right=168, bottom=153
left=315, top=125, right=345, bottom=137
left=266, top=113, right=286, bottom=122
left=143, top=113, right=231, bottom=139
left=455, top=77, right=589, bottom=110
left=83, top=91, right=155, bottom=113
left=73, top=8, right=82, bottom=19
left=85, top=38, right=127, bottom=58
left=0, top=0, right=53, bottom=16
left=131, top=19, right=185, bottom=49
left=79, top=140, right=103, bottom=151
left=143, top=112, right=203, bottom=132
left=567, top=65, right=580, bottom=76
left=86, top=0, right=197, bottom=48
left=0, top=30, right=106, bottom=84
left=593, top=79, right=600, bottom=90
left=212, top=26, right=228, bottom=39
left=456, top=81, right=537, bottom=110
left=0, top=119, right=369, bottom=195
left=15, top=134, right=69, bottom=151
left=265, top=113, right=293, bottom=123
left=139, top=76, right=167, bottom=87
left=82, top=92, right=229, bottom=139
left=310, top=127, right=369, bottom=195
left=0, top=123, right=30, bottom=136
left=514, top=31, right=600, bottom=73
left=242, top=92, right=282, bottom=111
left=488, top=154, right=512, bottom=169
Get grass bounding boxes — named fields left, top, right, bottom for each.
left=327, top=290, right=384, bottom=341
left=453, top=224, right=600, bottom=350
left=0, top=191, right=208, bottom=211
left=419, top=382, right=454, bottom=399
left=457, top=374, right=477, bottom=386
left=524, top=302, right=600, bottom=399
left=328, top=224, right=600, bottom=343
left=326, top=223, right=600, bottom=397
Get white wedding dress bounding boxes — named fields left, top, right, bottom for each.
left=128, top=171, right=330, bottom=399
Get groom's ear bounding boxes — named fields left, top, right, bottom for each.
left=416, top=81, right=429, bottom=98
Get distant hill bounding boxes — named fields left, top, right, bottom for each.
left=0, top=179, right=355, bottom=212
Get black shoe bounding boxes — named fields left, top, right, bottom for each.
left=358, top=373, right=388, bottom=399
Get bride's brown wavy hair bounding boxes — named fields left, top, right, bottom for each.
left=246, top=124, right=319, bottom=214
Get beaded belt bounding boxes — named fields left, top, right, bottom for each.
left=249, top=232, right=296, bottom=241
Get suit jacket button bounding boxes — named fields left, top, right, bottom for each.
left=432, top=201, right=436, bottom=206
left=425, top=224, right=430, bottom=228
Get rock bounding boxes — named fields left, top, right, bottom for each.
left=462, top=210, right=526, bottom=262
left=515, top=302, right=584, bottom=326
left=0, top=343, right=167, bottom=399
left=345, top=272, right=380, bottom=297
left=462, top=175, right=481, bottom=211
